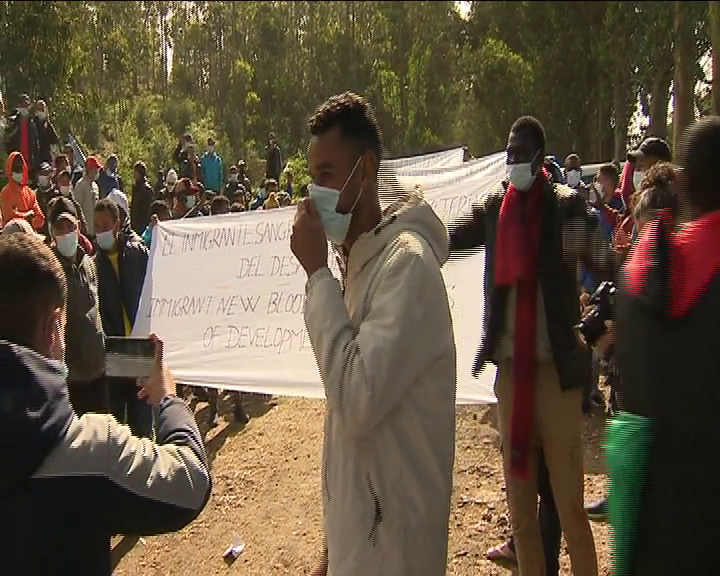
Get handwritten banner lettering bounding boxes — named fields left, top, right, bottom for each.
left=133, top=151, right=506, bottom=403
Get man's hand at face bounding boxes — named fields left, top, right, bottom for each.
left=291, top=198, right=328, bottom=278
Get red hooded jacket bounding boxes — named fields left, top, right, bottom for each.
left=1, top=151, right=44, bottom=231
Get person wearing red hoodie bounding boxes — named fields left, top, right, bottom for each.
left=1, top=151, right=44, bottom=231
left=615, top=116, right=720, bottom=575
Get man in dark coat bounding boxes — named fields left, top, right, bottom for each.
left=32, top=99, right=60, bottom=166
left=93, top=198, right=151, bottom=438
left=130, top=161, right=155, bottom=235
left=4, top=93, right=40, bottom=180
left=264, top=132, right=283, bottom=181
left=449, top=116, right=614, bottom=575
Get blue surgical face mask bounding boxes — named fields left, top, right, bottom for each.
left=96, top=230, right=116, bottom=251
left=55, top=231, right=78, bottom=259
left=310, top=157, right=363, bottom=245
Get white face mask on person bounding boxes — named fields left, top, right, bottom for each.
left=36, top=111, right=47, bottom=122
left=55, top=232, right=78, bottom=259
left=566, top=169, right=582, bottom=188
left=633, top=170, right=645, bottom=190
left=38, top=175, right=50, bottom=187
left=96, top=230, right=116, bottom=251
left=506, top=150, right=539, bottom=192
left=309, top=156, right=363, bottom=245
left=11, top=172, right=23, bottom=184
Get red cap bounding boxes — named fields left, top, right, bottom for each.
left=175, top=177, right=198, bottom=196
left=86, top=155, right=104, bottom=171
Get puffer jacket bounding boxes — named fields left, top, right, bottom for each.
left=54, top=245, right=105, bottom=383
left=303, top=191, right=457, bottom=576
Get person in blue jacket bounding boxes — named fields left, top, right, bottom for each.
left=200, top=137, right=223, bottom=193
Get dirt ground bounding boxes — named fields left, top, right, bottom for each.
left=113, top=393, right=613, bottom=576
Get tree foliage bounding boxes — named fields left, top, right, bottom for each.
left=0, top=0, right=714, bottom=186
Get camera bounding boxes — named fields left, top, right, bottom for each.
left=575, top=281, right=616, bottom=348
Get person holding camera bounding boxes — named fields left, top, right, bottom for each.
left=0, top=232, right=211, bottom=575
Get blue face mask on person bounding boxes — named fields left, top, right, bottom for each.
left=55, top=232, right=78, bottom=259
left=309, top=156, right=363, bottom=245
left=96, top=230, right=116, bottom=251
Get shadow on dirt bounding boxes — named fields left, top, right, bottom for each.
left=110, top=535, right=140, bottom=572
left=189, top=391, right=278, bottom=470
left=203, top=419, right=245, bottom=470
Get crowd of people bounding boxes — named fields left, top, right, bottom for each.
left=0, top=92, right=306, bottom=428
left=2, top=87, right=719, bottom=576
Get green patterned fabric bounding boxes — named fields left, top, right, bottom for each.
left=604, top=411, right=654, bottom=576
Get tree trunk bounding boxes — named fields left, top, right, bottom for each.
left=648, top=70, right=672, bottom=139
left=595, top=83, right=606, bottom=161
left=710, top=0, right=720, bottom=114
left=673, top=0, right=696, bottom=158
left=613, top=78, right=630, bottom=162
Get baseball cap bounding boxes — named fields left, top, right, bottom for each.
left=107, top=189, right=129, bottom=216
left=2, top=218, right=45, bottom=240
left=85, top=155, right=104, bottom=171
left=627, top=137, right=672, bottom=162
left=48, top=196, right=78, bottom=226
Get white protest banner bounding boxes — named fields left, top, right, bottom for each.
left=383, top=146, right=465, bottom=172
left=133, top=151, right=507, bottom=404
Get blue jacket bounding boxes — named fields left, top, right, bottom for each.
left=94, top=233, right=149, bottom=337
left=200, top=152, right=223, bottom=193
left=97, top=170, right=121, bottom=199
left=581, top=196, right=626, bottom=293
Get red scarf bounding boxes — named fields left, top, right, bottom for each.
left=20, top=118, right=30, bottom=172
left=495, top=169, right=547, bottom=478
left=626, top=208, right=720, bottom=318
